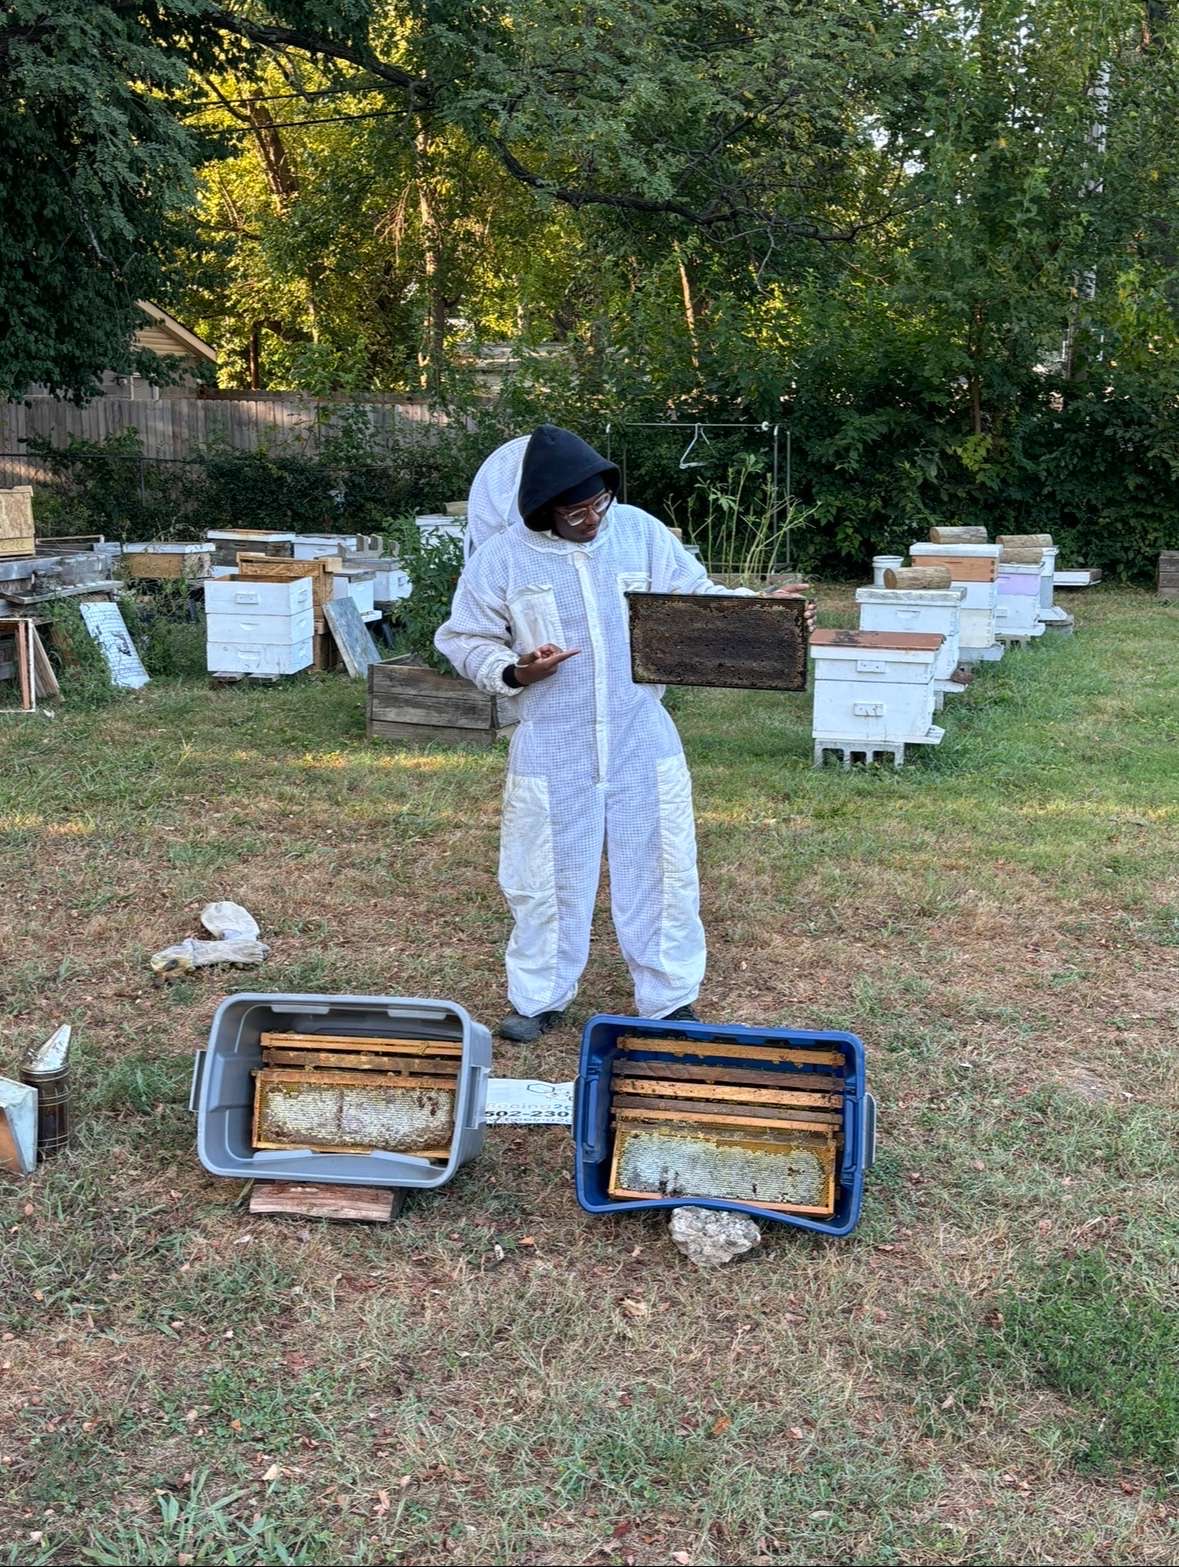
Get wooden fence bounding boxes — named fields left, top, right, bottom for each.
left=0, top=393, right=456, bottom=487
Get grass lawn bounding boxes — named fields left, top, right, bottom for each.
left=1, top=583, right=1176, bottom=1566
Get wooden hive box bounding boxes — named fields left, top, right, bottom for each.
left=1158, top=551, right=1179, bottom=600
left=0, top=486, right=36, bottom=558
left=628, top=592, right=809, bottom=691
left=237, top=554, right=338, bottom=623
left=367, top=657, right=517, bottom=749
left=123, top=543, right=212, bottom=580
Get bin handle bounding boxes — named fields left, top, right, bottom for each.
left=579, top=1071, right=609, bottom=1160
left=188, top=1049, right=206, bottom=1114
left=863, top=1092, right=877, bottom=1170
left=464, top=1064, right=490, bottom=1131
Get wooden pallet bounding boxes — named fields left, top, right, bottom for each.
left=606, top=1036, right=845, bottom=1215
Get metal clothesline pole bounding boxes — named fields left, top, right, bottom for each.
left=603, top=418, right=795, bottom=569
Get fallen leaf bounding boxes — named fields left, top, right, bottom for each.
left=620, top=1297, right=648, bottom=1319
left=230, top=1419, right=243, bottom=1432
left=809, top=1510, right=833, bottom=1520
left=789, top=1427, right=805, bottom=1440
left=940, top=1394, right=955, bottom=1410
left=672, top=1554, right=692, bottom=1565
left=710, top=1415, right=731, bottom=1436
left=261, top=1463, right=280, bottom=1483
left=518, top=1236, right=536, bottom=1247
left=375, top=1489, right=391, bottom=1516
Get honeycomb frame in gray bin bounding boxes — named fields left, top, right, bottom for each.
left=191, top=992, right=492, bottom=1188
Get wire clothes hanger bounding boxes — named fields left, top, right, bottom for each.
left=677, top=423, right=713, bottom=470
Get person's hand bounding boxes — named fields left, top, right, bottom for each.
left=765, top=583, right=817, bottom=635
left=514, top=643, right=580, bottom=685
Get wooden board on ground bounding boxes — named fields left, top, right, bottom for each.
left=29, top=625, right=59, bottom=700
left=248, top=1181, right=405, bottom=1222
left=628, top=592, right=809, bottom=692
left=78, top=601, right=149, bottom=688
left=324, top=595, right=382, bottom=678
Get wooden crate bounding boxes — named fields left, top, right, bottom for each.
left=0, top=486, right=35, bottom=559
left=628, top=592, right=809, bottom=691
left=238, top=553, right=336, bottom=618
left=1158, top=551, right=1179, bottom=600
left=124, top=545, right=212, bottom=581
left=912, top=552, right=997, bottom=583
left=367, top=657, right=517, bottom=748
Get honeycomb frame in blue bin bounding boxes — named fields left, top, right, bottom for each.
left=573, top=1013, right=874, bottom=1236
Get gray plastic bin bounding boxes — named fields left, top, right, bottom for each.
left=191, top=992, right=491, bottom=1188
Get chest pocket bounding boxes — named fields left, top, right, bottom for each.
left=617, top=570, right=652, bottom=617
left=506, top=583, right=564, bottom=654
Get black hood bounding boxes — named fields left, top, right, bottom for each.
left=517, top=425, right=620, bottom=532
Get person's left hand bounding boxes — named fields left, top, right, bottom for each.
left=765, top=583, right=817, bottom=635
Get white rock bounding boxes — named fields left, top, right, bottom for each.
left=669, top=1205, right=762, bottom=1267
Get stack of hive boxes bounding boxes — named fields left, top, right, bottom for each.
left=810, top=629, right=945, bottom=767
left=855, top=564, right=966, bottom=710
left=910, top=539, right=1004, bottom=662
left=204, top=573, right=315, bottom=676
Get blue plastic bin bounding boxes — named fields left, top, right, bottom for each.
left=573, top=1014, right=875, bottom=1236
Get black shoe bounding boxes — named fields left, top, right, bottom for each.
left=497, top=1008, right=566, bottom=1043
left=661, top=1004, right=700, bottom=1022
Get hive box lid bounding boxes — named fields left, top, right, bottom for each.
left=207, top=529, right=296, bottom=543
left=997, top=562, right=1041, bottom=575
left=855, top=587, right=964, bottom=606
left=911, top=542, right=1001, bottom=557
left=123, top=542, right=210, bottom=554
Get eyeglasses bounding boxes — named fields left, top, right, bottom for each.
left=554, top=490, right=613, bottom=527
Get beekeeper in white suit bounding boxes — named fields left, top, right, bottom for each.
left=436, top=425, right=813, bottom=1042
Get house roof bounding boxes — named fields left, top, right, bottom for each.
left=135, top=301, right=218, bottom=364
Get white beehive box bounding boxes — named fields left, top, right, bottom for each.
left=331, top=568, right=376, bottom=615
left=416, top=514, right=465, bottom=544
left=203, top=576, right=314, bottom=674
left=995, top=562, right=1044, bottom=639
left=810, top=630, right=943, bottom=746
left=910, top=543, right=1002, bottom=661
left=855, top=587, right=964, bottom=690
left=293, top=533, right=361, bottom=560
left=361, top=558, right=412, bottom=604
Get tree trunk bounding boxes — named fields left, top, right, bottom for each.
left=415, top=128, right=448, bottom=397
left=674, top=243, right=700, bottom=371
left=248, top=322, right=262, bottom=391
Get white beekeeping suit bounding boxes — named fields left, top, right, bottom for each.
left=463, top=435, right=529, bottom=558
left=436, top=424, right=745, bottom=1024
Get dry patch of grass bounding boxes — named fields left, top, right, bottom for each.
left=1, top=586, right=1177, bottom=1565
